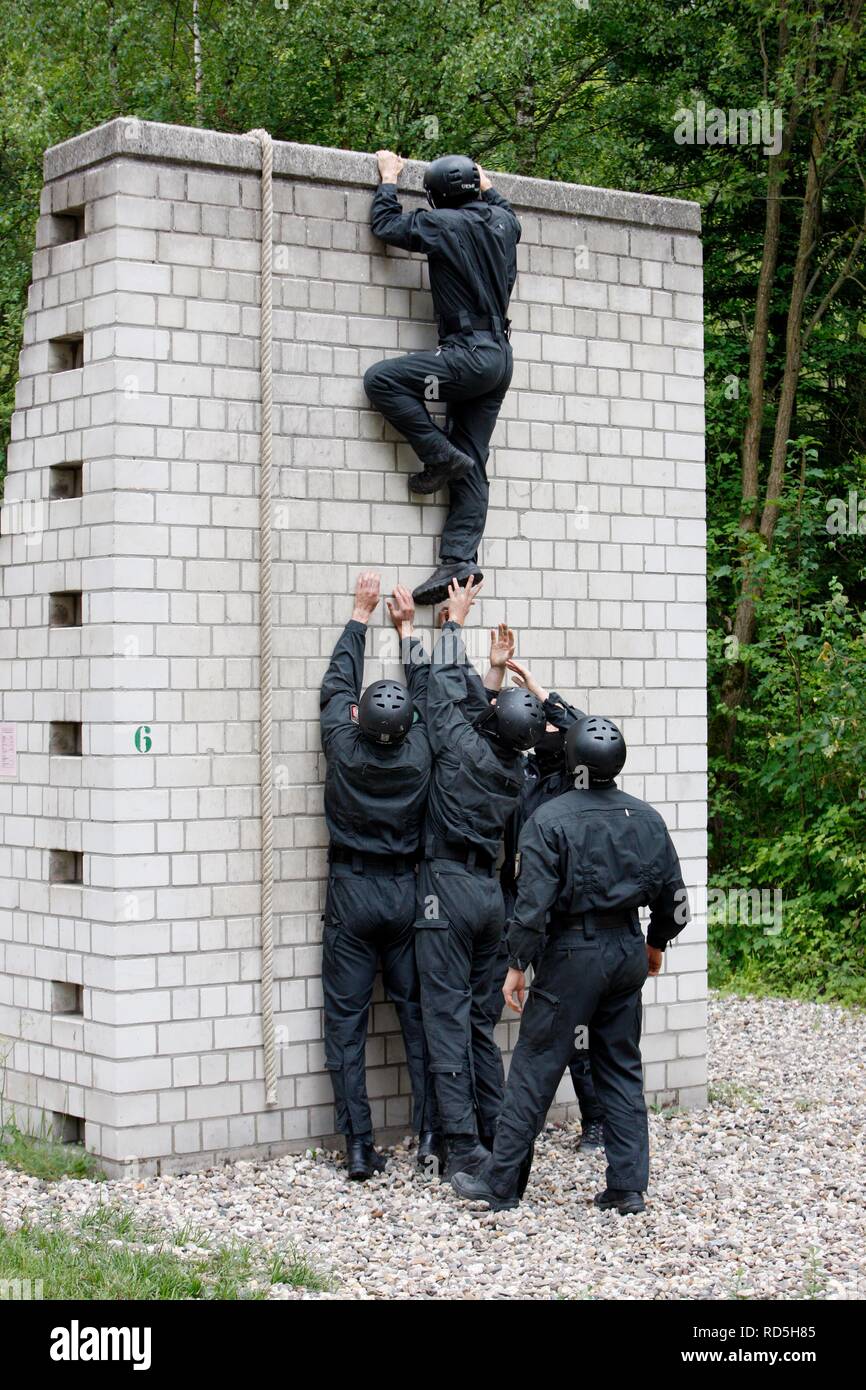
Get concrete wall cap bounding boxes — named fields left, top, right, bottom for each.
left=44, top=116, right=701, bottom=232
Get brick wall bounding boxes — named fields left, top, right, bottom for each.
left=0, top=118, right=707, bottom=1174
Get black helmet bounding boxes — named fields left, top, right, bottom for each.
left=358, top=680, right=414, bottom=746
left=493, top=687, right=546, bottom=751
left=423, top=155, right=480, bottom=209
left=566, top=715, right=626, bottom=784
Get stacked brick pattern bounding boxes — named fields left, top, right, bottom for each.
left=0, top=119, right=706, bottom=1174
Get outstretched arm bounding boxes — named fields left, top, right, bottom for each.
left=484, top=622, right=515, bottom=693
left=477, top=164, right=521, bottom=238
left=388, top=584, right=429, bottom=720
left=370, top=149, right=442, bottom=254
left=426, top=576, right=484, bottom=753
left=320, top=572, right=380, bottom=746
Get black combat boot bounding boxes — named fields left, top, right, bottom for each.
left=578, top=1119, right=605, bottom=1152
left=408, top=442, right=473, bottom=495
left=451, top=1170, right=519, bottom=1211
left=346, top=1135, right=388, bottom=1181
left=416, top=1130, right=447, bottom=1173
left=443, top=1135, right=491, bottom=1180
left=593, top=1187, right=646, bottom=1215
left=412, top=561, right=484, bottom=607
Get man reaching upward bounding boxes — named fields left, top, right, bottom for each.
left=364, top=151, right=520, bottom=607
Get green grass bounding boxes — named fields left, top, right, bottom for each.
left=648, top=1101, right=685, bottom=1118
left=0, top=1121, right=104, bottom=1182
left=798, top=1250, right=829, bottom=1301
left=708, top=1081, right=761, bottom=1108
left=709, top=937, right=866, bottom=1010
left=0, top=1204, right=333, bottom=1300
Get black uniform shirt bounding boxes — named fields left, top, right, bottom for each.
left=507, top=783, right=691, bottom=968
left=370, top=184, right=521, bottom=329
left=500, top=692, right=586, bottom=905
left=319, top=620, right=431, bottom=857
left=424, top=621, right=524, bottom=859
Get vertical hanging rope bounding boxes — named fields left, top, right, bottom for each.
left=246, top=128, right=278, bottom=1107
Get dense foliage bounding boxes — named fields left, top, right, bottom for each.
left=1, top=0, right=864, bottom=1000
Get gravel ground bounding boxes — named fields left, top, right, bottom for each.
left=2, top=993, right=864, bottom=1300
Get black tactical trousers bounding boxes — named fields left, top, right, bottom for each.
left=363, top=332, right=513, bottom=564
left=414, top=858, right=505, bottom=1139
left=570, top=1051, right=604, bottom=1123
left=486, top=920, right=650, bottom=1197
left=482, top=925, right=604, bottom=1125
left=322, top=864, right=435, bottom=1138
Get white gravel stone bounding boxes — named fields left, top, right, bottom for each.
left=1, top=994, right=863, bottom=1300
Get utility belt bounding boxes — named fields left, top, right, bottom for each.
left=328, top=845, right=418, bottom=877
left=438, top=311, right=512, bottom=341
left=550, top=908, right=641, bottom=938
left=423, top=836, right=498, bottom=876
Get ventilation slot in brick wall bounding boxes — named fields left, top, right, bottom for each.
left=49, top=849, right=83, bottom=885
left=52, top=981, right=84, bottom=1016
left=49, top=462, right=83, bottom=499
left=48, top=205, right=86, bottom=244
left=49, top=591, right=82, bottom=627
left=47, top=335, right=84, bottom=373
left=50, top=722, right=82, bottom=756
left=52, top=1112, right=84, bottom=1145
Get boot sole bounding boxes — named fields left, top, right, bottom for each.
left=450, top=1176, right=519, bottom=1210
left=463, top=1195, right=519, bottom=1212
left=412, top=568, right=484, bottom=607
left=594, top=1197, right=646, bottom=1215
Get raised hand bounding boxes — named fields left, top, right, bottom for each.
left=351, top=570, right=380, bottom=624
left=386, top=584, right=415, bottom=636
left=506, top=657, right=548, bottom=703
left=376, top=149, right=405, bottom=183
left=445, top=574, right=483, bottom=626
left=489, top=622, right=515, bottom=670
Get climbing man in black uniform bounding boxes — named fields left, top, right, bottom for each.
left=364, top=150, right=520, bottom=607
left=320, top=571, right=442, bottom=1180
left=451, top=715, right=690, bottom=1213
left=490, top=657, right=605, bottom=1154
left=415, top=577, right=545, bottom=1179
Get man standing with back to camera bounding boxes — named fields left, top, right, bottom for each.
left=363, top=150, right=520, bottom=607
left=319, top=572, right=442, bottom=1180
left=451, top=716, right=690, bottom=1214
left=416, top=576, right=545, bottom=1179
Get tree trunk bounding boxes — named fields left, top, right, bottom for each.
left=726, top=3, right=862, bottom=678
left=739, top=13, right=797, bottom=531
left=193, top=0, right=204, bottom=124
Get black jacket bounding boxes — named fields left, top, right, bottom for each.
left=507, top=783, right=690, bottom=968
left=319, top=621, right=431, bottom=856
left=370, top=184, right=520, bottom=330
left=500, top=692, right=586, bottom=905
left=423, top=621, right=524, bottom=860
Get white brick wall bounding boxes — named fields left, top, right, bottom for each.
left=0, top=119, right=707, bottom=1174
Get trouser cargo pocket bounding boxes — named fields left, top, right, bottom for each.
left=520, top=986, right=560, bottom=1051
